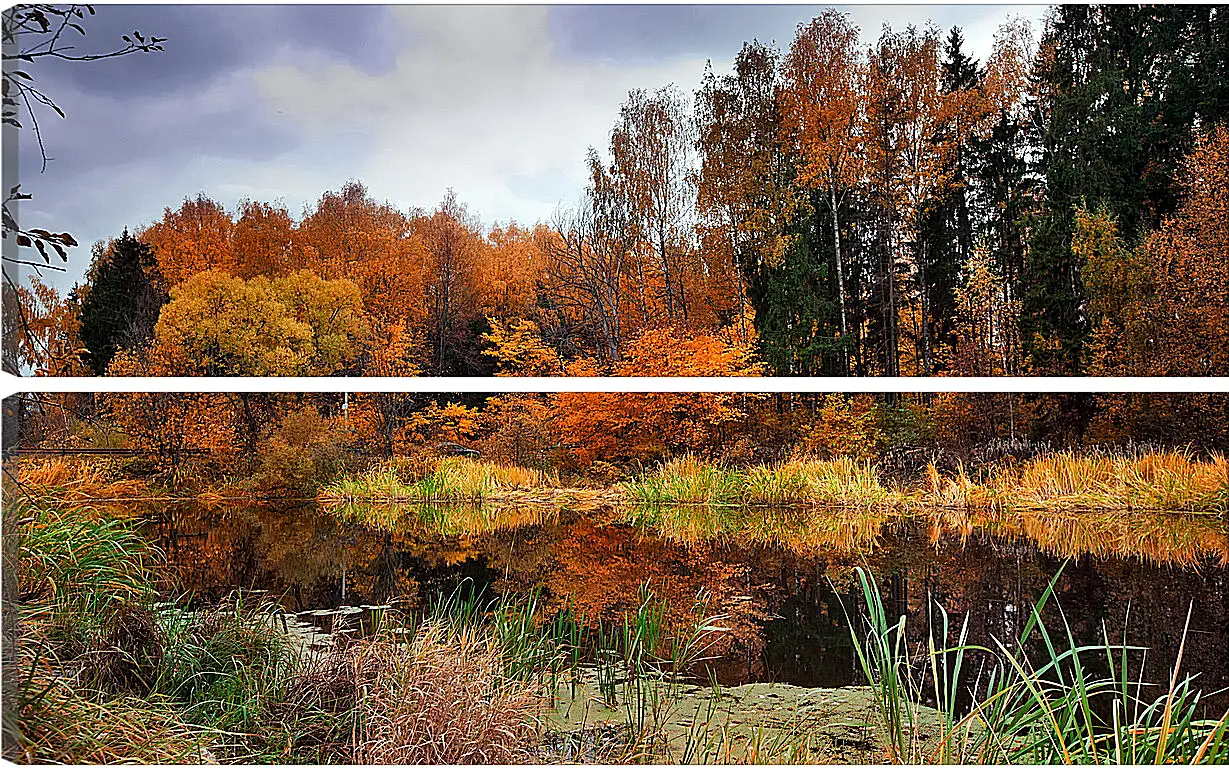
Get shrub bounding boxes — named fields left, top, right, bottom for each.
left=251, top=405, right=351, bottom=495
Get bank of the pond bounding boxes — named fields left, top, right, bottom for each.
left=16, top=449, right=1229, bottom=515
left=319, top=452, right=1229, bottom=514
left=8, top=496, right=1229, bottom=764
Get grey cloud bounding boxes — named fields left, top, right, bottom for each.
left=25, top=5, right=399, bottom=99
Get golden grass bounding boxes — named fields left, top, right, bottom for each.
left=322, top=451, right=1227, bottom=528
left=13, top=457, right=151, bottom=502
left=319, top=456, right=554, bottom=503
left=927, top=451, right=1229, bottom=513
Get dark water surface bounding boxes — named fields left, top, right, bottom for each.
left=137, top=502, right=1229, bottom=714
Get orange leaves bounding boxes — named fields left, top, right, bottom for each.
left=298, top=181, right=428, bottom=333
left=800, top=394, right=883, bottom=460
left=231, top=200, right=302, bottom=279
left=1085, top=126, right=1229, bottom=377
left=616, top=327, right=763, bottom=377
left=480, top=223, right=546, bottom=320
left=6, top=276, right=88, bottom=376
left=552, top=328, right=765, bottom=467
left=140, top=195, right=235, bottom=289
left=780, top=10, right=863, bottom=192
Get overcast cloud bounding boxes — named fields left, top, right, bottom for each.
left=5, top=4, right=1045, bottom=292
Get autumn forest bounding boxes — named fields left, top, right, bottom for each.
left=5, top=4, right=1229, bottom=766
left=8, top=5, right=1228, bottom=386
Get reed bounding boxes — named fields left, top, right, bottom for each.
left=848, top=565, right=1229, bottom=764
left=15, top=498, right=160, bottom=651
left=625, top=456, right=902, bottom=509
left=320, top=456, right=551, bottom=503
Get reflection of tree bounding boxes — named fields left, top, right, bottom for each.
left=871, top=522, right=1229, bottom=716
left=530, top=518, right=768, bottom=663
left=137, top=501, right=1227, bottom=711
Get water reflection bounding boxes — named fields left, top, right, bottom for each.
left=135, top=500, right=1229, bottom=714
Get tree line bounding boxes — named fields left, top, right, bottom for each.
left=8, top=5, right=1228, bottom=388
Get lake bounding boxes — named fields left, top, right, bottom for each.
left=135, top=501, right=1229, bottom=715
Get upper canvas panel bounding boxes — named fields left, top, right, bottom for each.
left=5, top=5, right=1227, bottom=377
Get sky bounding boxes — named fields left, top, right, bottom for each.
left=5, top=4, right=1046, bottom=292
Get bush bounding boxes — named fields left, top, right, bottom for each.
left=251, top=405, right=351, bottom=495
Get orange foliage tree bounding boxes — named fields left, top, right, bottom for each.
left=551, top=328, right=764, bottom=467
left=141, top=195, right=235, bottom=289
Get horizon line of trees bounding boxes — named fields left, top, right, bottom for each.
left=6, top=5, right=1227, bottom=399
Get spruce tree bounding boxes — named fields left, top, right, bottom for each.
left=77, top=231, right=166, bottom=374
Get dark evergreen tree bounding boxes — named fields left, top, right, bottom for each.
left=751, top=191, right=845, bottom=375
left=969, top=113, right=1033, bottom=289
left=917, top=27, right=981, bottom=372
left=76, top=231, right=166, bottom=374
left=1023, top=4, right=1229, bottom=374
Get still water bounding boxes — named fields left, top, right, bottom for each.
left=137, top=502, right=1229, bottom=711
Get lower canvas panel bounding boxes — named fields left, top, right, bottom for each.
left=4, top=391, right=1228, bottom=764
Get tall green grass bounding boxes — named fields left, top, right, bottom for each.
left=626, top=456, right=902, bottom=509
left=321, top=456, right=551, bottom=503
left=848, top=565, right=1229, bottom=764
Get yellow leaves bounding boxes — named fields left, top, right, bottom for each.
left=362, top=321, right=424, bottom=377
left=143, top=270, right=370, bottom=377
left=403, top=402, right=482, bottom=446
left=944, top=249, right=1022, bottom=377
left=801, top=394, right=883, bottom=460
left=481, top=318, right=564, bottom=376
left=269, top=270, right=369, bottom=373
left=149, top=270, right=313, bottom=376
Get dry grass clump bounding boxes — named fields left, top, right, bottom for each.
left=14, top=457, right=150, bottom=501
left=925, top=451, right=1229, bottom=513
left=354, top=623, right=544, bottom=764
left=320, top=456, right=553, bottom=503
left=278, top=622, right=544, bottom=764
left=80, top=604, right=166, bottom=695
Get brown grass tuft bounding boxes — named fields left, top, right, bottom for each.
left=353, top=622, right=543, bottom=764
left=80, top=604, right=165, bottom=695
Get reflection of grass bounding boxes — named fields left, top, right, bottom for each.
left=933, top=507, right=1229, bottom=568
left=625, top=456, right=903, bottom=509
left=329, top=500, right=559, bottom=536
left=927, top=451, right=1229, bottom=513
left=628, top=502, right=890, bottom=556
left=850, top=565, right=1229, bottom=764
left=320, top=457, right=551, bottom=503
